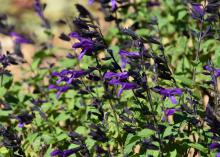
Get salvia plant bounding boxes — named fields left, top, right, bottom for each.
left=1, top=0, right=220, bottom=156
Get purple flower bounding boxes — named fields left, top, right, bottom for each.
left=69, top=32, right=94, bottom=60
left=51, top=147, right=81, bottom=157
left=16, top=112, right=34, bottom=128
left=204, top=65, right=220, bottom=77
left=165, top=108, right=176, bottom=116
left=52, top=69, right=90, bottom=85
left=153, top=86, right=183, bottom=104
left=73, top=39, right=94, bottom=60
left=191, top=3, right=205, bottom=20
left=104, top=71, right=138, bottom=96
left=88, top=0, right=94, bottom=5
left=210, top=142, right=220, bottom=150
left=104, top=71, right=129, bottom=80
left=34, top=0, right=50, bottom=28
left=49, top=85, right=70, bottom=98
left=203, top=65, right=220, bottom=86
left=119, top=50, right=140, bottom=68
left=162, top=108, right=176, bottom=121
left=10, top=32, right=33, bottom=44
left=111, top=0, right=117, bottom=10
left=69, top=32, right=81, bottom=39
left=216, top=153, right=220, bottom=157
left=50, top=149, right=62, bottom=156
left=117, top=82, right=139, bottom=97
left=50, top=69, right=94, bottom=98
left=88, top=0, right=116, bottom=10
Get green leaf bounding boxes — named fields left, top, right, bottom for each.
left=0, top=110, right=13, bottom=117
left=137, top=129, right=155, bottom=138
left=146, top=149, right=160, bottom=156
left=177, top=11, right=187, bottom=20
left=56, top=133, right=69, bottom=141
left=136, top=29, right=149, bottom=36
left=174, top=75, right=192, bottom=87
left=125, top=134, right=135, bottom=146
left=0, top=74, right=13, bottom=89
left=26, top=133, right=38, bottom=143
left=124, top=129, right=155, bottom=155
left=42, top=134, right=55, bottom=145
left=85, top=138, right=96, bottom=150
left=124, top=142, right=137, bottom=155
left=170, top=149, right=177, bottom=157
left=75, top=126, right=88, bottom=135
left=124, top=134, right=139, bottom=155
left=187, top=143, right=208, bottom=153
left=31, top=58, right=41, bottom=70
left=55, top=113, right=70, bottom=122
left=163, top=126, right=173, bottom=138
left=0, top=87, right=6, bottom=97
left=0, top=147, right=9, bottom=154
left=44, top=145, right=53, bottom=157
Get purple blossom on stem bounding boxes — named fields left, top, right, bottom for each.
left=153, top=86, right=183, bottom=104
left=49, top=85, right=70, bottom=98
left=16, top=112, right=34, bottom=128
left=73, top=39, right=94, bottom=60
left=119, top=50, right=140, bottom=68
left=104, top=71, right=129, bottom=80
left=69, top=32, right=94, bottom=60
left=117, top=82, right=139, bottom=97
left=165, top=108, right=176, bottom=116
left=203, top=64, right=220, bottom=86
left=34, top=0, right=50, bottom=28
left=50, top=147, right=81, bottom=157
left=191, top=3, right=205, bottom=20
left=49, top=68, right=93, bottom=98
left=88, top=0, right=95, bottom=5
left=111, top=0, right=117, bottom=10
left=10, top=32, right=33, bottom=44
left=209, top=142, right=220, bottom=150
left=204, top=65, right=220, bottom=77
left=88, top=0, right=116, bottom=10
left=162, top=108, right=176, bottom=121
left=104, top=71, right=138, bottom=96
left=50, top=149, right=62, bottom=156
left=51, top=69, right=90, bottom=85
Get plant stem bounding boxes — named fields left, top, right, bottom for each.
left=109, top=100, right=124, bottom=155
left=192, top=8, right=205, bottom=84
left=192, top=27, right=203, bottom=83
left=146, top=87, right=163, bottom=157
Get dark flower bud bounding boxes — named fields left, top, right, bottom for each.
left=16, top=112, right=35, bottom=128
left=123, top=125, right=136, bottom=133
left=75, top=4, right=91, bottom=18
left=89, top=124, right=108, bottom=142
left=59, top=33, right=71, bottom=41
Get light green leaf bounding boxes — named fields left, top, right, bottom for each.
left=137, top=128, right=155, bottom=138
left=170, top=149, right=177, bottom=157
left=0, top=147, right=9, bottom=154
left=177, top=11, right=187, bottom=20
left=187, top=143, right=208, bottom=153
